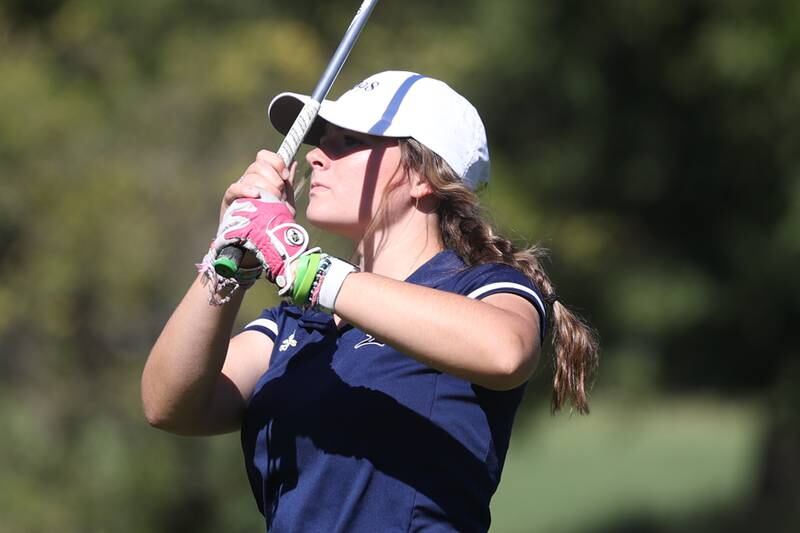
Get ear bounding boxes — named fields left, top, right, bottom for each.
left=408, top=171, right=434, bottom=200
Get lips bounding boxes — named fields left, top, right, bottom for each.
left=309, top=180, right=329, bottom=192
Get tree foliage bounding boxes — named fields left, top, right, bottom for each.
left=1, top=0, right=798, bottom=531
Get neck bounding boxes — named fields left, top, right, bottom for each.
left=356, top=205, right=445, bottom=280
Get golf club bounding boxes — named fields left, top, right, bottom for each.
left=214, top=0, right=380, bottom=278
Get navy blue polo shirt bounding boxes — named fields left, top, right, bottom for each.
left=240, top=249, right=546, bottom=532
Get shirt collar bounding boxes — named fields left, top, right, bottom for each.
left=283, top=303, right=336, bottom=332
left=405, top=249, right=466, bottom=287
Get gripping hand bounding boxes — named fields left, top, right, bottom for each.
left=198, top=194, right=313, bottom=303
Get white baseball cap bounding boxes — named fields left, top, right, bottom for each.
left=267, top=71, right=490, bottom=190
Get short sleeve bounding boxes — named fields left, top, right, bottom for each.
left=242, top=307, right=280, bottom=342
left=458, top=263, right=548, bottom=340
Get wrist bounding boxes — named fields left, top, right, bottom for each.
left=317, top=256, right=358, bottom=312
left=196, top=245, right=262, bottom=306
left=290, top=252, right=358, bottom=312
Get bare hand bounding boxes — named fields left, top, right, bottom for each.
left=220, top=150, right=297, bottom=223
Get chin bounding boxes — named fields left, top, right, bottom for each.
left=305, top=203, right=332, bottom=228
left=305, top=206, right=362, bottom=241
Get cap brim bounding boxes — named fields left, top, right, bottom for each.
left=267, top=92, right=331, bottom=147
left=269, top=91, right=406, bottom=146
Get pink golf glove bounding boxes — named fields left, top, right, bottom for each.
left=200, top=194, right=312, bottom=299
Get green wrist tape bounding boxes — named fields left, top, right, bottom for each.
left=292, top=252, right=322, bottom=305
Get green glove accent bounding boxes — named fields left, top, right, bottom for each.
left=291, top=252, right=321, bottom=305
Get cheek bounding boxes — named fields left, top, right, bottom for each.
left=365, top=148, right=404, bottom=205
left=379, top=184, right=412, bottom=222
left=306, top=146, right=404, bottom=223
left=305, top=182, right=362, bottom=228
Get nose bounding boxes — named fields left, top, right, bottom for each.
left=306, top=146, right=330, bottom=171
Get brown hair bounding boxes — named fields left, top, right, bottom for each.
left=397, top=138, right=599, bottom=414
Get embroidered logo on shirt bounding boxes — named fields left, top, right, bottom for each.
left=354, top=334, right=385, bottom=349
left=279, top=331, right=298, bottom=352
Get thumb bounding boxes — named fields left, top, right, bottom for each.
left=283, top=160, right=298, bottom=186
left=283, top=161, right=298, bottom=209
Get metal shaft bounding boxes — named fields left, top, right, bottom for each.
left=276, top=0, right=379, bottom=167
left=214, top=0, right=380, bottom=279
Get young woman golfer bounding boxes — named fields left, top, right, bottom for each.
left=142, top=71, right=598, bottom=532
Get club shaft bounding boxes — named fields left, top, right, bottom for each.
left=277, top=0, right=379, bottom=167
left=215, top=0, right=379, bottom=279
left=311, top=0, right=379, bottom=103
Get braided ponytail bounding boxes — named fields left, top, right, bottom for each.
left=399, top=139, right=599, bottom=414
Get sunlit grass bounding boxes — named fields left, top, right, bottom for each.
left=490, top=395, right=765, bottom=533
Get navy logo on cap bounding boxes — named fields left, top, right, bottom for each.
left=356, top=80, right=379, bottom=91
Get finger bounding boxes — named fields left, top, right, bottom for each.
left=285, top=160, right=298, bottom=186
left=220, top=182, right=266, bottom=220
left=256, top=149, right=289, bottom=179
left=244, top=159, right=295, bottom=204
left=239, top=159, right=286, bottom=197
left=237, top=170, right=284, bottom=198
left=223, top=182, right=260, bottom=204
left=241, top=159, right=284, bottom=185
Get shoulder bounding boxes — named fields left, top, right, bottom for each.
left=454, top=261, right=541, bottom=301
left=449, top=260, right=548, bottom=339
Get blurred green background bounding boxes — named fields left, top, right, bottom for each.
left=1, top=0, right=799, bottom=531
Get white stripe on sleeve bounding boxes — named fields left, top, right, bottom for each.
left=243, top=318, right=279, bottom=337
left=467, top=282, right=546, bottom=319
